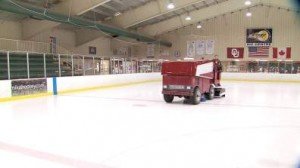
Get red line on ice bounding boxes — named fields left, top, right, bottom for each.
left=0, top=141, right=111, bottom=168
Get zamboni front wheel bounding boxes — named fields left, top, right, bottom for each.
left=164, top=94, right=174, bottom=103
left=191, top=87, right=201, bottom=105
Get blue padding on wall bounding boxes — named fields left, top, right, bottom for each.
left=52, top=77, right=57, bottom=95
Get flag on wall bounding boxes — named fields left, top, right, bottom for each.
left=248, top=46, right=269, bottom=57
left=273, top=47, right=291, bottom=59
left=227, top=48, right=244, bottom=59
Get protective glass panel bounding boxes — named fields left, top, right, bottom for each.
left=60, top=55, right=72, bottom=77
left=84, top=57, right=94, bottom=76
left=0, top=52, right=8, bottom=80
left=29, top=53, right=44, bottom=78
left=9, top=52, right=28, bottom=79
left=73, top=55, right=83, bottom=76
left=45, top=54, right=59, bottom=77
left=258, top=61, right=268, bottom=73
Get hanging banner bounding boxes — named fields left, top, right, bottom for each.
left=206, top=40, right=215, bottom=55
left=174, top=50, right=180, bottom=58
left=227, top=48, right=244, bottom=59
left=273, top=47, right=292, bottom=59
left=89, top=46, right=97, bottom=55
left=246, top=28, right=272, bottom=46
left=196, top=40, right=205, bottom=56
left=50, top=36, right=57, bottom=54
left=161, top=50, right=170, bottom=57
left=147, top=44, right=155, bottom=58
left=117, top=47, right=131, bottom=56
left=187, top=41, right=195, bottom=57
left=248, top=46, right=269, bottom=57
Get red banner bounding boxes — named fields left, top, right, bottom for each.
left=227, top=48, right=244, bottom=59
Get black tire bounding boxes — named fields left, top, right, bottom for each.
left=191, top=87, right=201, bottom=105
left=206, top=86, right=215, bottom=100
left=164, top=94, right=174, bottom=103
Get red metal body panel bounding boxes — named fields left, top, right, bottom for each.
left=161, top=59, right=222, bottom=96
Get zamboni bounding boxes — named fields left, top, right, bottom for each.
left=161, top=58, right=225, bottom=105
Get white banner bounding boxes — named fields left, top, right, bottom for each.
left=196, top=40, right=205, bottom=56
left=174, top=50, right=180, bottom=57
left=187, top=41, right=196, bottom=57
left=147, top=44, right=155, bottom=58
left=161, top=50, right=170, bottom=57
left=206, top=40, right=215, bottom=55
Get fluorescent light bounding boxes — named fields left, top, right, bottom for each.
left=167, top=2, right=175, bottom=9
left=196, top=22, right=202, bottom=29
left=185, top=16, right=191, bottom=21
left=246, top=12, right=252, bottom=17
left=245, top=0, right=251, bottom=6
left=114, top=12, right=121, bottom=16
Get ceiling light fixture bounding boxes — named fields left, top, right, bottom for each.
left=245, top=0, right=251, bottom=6
left=185, top=13, right=191, bottom=21
left=114, top=12, right=121, bottom=16
left=246, top=11, right=252, bottom=17
left=167, top=1, right=175, bottom=9
left=196, top=22, right=202, bottom=29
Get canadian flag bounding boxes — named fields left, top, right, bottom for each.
left=273, top=47, right=291, bottom=59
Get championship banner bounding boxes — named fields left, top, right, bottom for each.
left=206, top=40, right=214, bottom=55
left=196, top=40, right=205, bottom=56
left=50, top=36, right=57, bottom=54
left=227, top=48, right=244, bottom=59
left=89, top=46, right=97, bottom=55
left=161, top=50, right=170, bottom=57
left=187, top=41, right=195, bottom=57
left=117, top=47, right=131, bottom=57
left=246, top=28, right=272, bottom=46
left=174, top=50, right=180, bottom=58
left=147, top=44, right=155, bottom=58
left=11, top=79, right=47, bottom=96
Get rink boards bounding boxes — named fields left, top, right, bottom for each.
left=0, top=73, right=299, bottom=102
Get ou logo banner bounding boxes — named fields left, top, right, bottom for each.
left=227, top=48, right=244, bottom=59
left=231, top=49, right=239, bottom=58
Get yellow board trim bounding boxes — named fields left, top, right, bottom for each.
left=0, top=92, right=52, bottom=103
left=0, top=79, right=161, bottom=103
left=222, top=79, right=300, bottom=83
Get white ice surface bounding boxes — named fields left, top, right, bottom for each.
left=0, top=81, right=300, bottom=168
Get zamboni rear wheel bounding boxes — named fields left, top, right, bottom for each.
left=164, top=94, right=174, bottom=103
left=191, top=87, right=201, bottom=105
left=205, top=86, right=214, bottom=100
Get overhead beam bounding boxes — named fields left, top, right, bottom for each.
left=21, top=0, right=110, bottom=39
left=56, top=0, right=112, bottom=16
left=110, top=0, right=209, bottom=28
left=0, top=0, right=172, bottom=47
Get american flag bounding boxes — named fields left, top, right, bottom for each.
left=248, top=47, right=269, bottom=57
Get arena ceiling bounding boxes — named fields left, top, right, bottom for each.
left=0, top=0, right=297, bottom=42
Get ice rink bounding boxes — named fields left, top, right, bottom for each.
left=0, top=81, right=300, bottom=168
